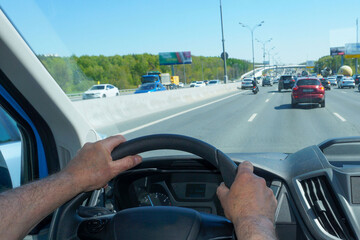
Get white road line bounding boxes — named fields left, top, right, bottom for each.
left=341, top=91, right=347, bottom=94
left=272, top=93, right=275, bottom=95
left=248, top=113, right=257, bottom=122
left=120, top=91, right=248, bottom=135
left=265, top=99, right=270, bottom=103
left=333, top=112, right=346, bottom=122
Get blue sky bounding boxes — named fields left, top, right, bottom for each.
left=0, top=0, right=359, bottom=64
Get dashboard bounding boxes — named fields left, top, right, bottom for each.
left=112, top=160, right=224, bottom=215
left=98, top=137, right=360, bottom=240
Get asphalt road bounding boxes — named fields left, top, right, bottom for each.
left=97, top=85, right=360, bottom=154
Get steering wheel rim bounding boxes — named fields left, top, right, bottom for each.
left=50, top=134, right=237, bottom=240
left=111, top=134, right=237, bottom=188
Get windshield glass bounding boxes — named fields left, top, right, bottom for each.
left=90, top=85, right=105, bottom=90
left=1, top=0, right=360, bottom=154
left=142, top=76, right=158, bottom=84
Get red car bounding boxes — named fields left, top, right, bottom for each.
left=291, top=78, right=325, bottom=108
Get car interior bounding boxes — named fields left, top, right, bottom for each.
left=1, top=4, right=360, bottom=240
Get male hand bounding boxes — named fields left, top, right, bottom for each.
left=216, top=161, right=277, bottom=239
left=63, top=135, right=142, bottom=192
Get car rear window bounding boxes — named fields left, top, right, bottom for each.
left=297, top=79, right=320, bottom=86
left=280, top=76, right=292, bottom=80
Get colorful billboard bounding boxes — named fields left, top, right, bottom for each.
left=345, top=43, right=360, bottom=58
left=159, top=51, right=192, bottom=65
left=306, top=61, right=315, bottom=69
left=330, top=47, right=345, bottom=56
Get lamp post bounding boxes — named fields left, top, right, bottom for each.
left=356, top=18, right=358, bottom=75
left=267, top=47, right=275, bottom=66
left=239, top=21, right=264, bottom=78
left=219, top=0, right=228, bottom=83
left=256, top=38, right=272, bottom=66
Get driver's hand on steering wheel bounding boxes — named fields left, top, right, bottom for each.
left=63, top=135, right=142, bottom=193
left=216, top=161, right=278, bottom=240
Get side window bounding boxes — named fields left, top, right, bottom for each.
left=0, top=107, right=22, bottom=190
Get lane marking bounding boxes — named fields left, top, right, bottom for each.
left=248, top=113, right=257, bottom=122
left=333, top=112, right=346, bottom=122
left=341, top=91, right=347, bottom=94
left=120, top=91, right=248, bottom=135
left=272, top=93, right=275, bottom=95
left=265, top=99, right=270, bottom=103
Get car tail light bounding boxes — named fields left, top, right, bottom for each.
left=320, top=86, right=324, bottom=91
left=291, top=79, right=295, bottom=82
left=293, top=86, right=299, bottom=91
left=343, top=81, right=344, bottom=84
left=328, top=81, right=330, bottom=84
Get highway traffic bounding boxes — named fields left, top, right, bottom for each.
left=96, top=83, right=360, bottom=154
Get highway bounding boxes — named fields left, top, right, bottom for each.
left=97, top=85, right=360, bottom=154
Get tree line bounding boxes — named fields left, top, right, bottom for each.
left=38, top=54, right=252, bottom=93
left=314, top=55, right=358, bottom=75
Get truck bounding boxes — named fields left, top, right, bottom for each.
left=141, top=71, right=179, bottom=89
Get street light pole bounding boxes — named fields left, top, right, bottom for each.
left=220, top=0, right=228, bottom=83
left=267, top=47, right=275, bottom=65
left=356, top=18, right=358, bottom=75
left=256, top=38, right=272, bottom=66
left=239, top=21, right=264, bottom=79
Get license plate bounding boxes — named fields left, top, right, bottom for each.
left=303, top=89, right=314, bottom=92
left=284, top=80, right=289, bottom=83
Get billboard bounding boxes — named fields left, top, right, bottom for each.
left=330, top=47, right=345, bottom=56
left=345, top=43, right=360, bottom=58
left=306, top=61, right=315, bottom=69
left=159, top=51, right=192, bottom=65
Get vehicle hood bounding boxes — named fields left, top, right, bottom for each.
left=134, top=89, right=155, bottom=94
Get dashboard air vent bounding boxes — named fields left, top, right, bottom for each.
left=301, top=176, right=355, bottom=240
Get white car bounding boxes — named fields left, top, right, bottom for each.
left=208, top=80, right=221, bottom=85
left=338, top=76, right=355, bottom=89
left=241, top=78, right=254, bottom=89
left=178, top=82, right=185, bottom=88
left=195, top=81, right=206, bottom=87
left=82, top=84, right=120, bottom=99
left=190, top=81, right=205, bottom=87
left=327, top=76, right=337, bottom=86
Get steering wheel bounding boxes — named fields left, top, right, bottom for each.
left=49, top=134, right=238, bottom=240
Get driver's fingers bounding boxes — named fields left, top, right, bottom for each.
left=216, top=182, right=229, bottom=202
left=237, top=161, right=254, bottom=174
left=110, top=155, right=142, bottom=176
left=102, top=135, right=126, bottom=152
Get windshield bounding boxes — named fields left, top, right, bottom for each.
left=89, top=85, right=105, bottom=90
left=142, top=76, right=158, bottom=84
left=1, top=0, right=360, bottom=154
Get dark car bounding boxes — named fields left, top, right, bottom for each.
left=319, top=78, right=331, bottom=90
left=291, top=78, right=325, bottom=108
left=353, top=74, right=360, bottom=85
left=278, top=75, right=295, bottom=91
left=262, top=76, right=272, bottom=86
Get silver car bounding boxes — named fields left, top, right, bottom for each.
left=338, top=76, right=355, bottom=89
left=327, top=76, right=337, bottom=86
left=241, top=78, right=254, bottom=89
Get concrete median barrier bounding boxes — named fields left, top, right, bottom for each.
left=72, top=83, right=241, bottom=130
